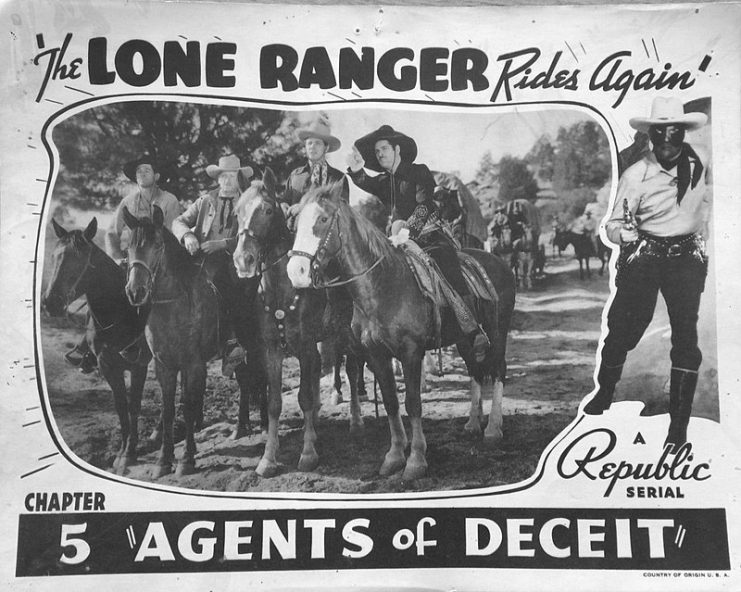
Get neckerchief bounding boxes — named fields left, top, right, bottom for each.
left=218, top=193, right=236, bottom=232
left=675, top=143, right=704, bottom=204
left=310, top=161, right=328, bottom=187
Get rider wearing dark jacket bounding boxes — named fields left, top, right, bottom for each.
left=347, top=125, right=488, bottom=361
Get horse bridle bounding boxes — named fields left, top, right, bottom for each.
left=237, top=197, right=292, bottom=275
left=288, top=207, right=386, bottom=289
left=57, top=241, right=96, bottom=312
left=127, top=244, right=165, bottom=302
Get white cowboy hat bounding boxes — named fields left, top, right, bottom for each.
left=629, top=96, right=708, bottom=133
left=206, top=154, right=254, bottom=179
left=297, top=120, right=341, bottom=153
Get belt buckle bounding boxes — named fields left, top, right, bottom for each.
left=667, top=243, right=683, bottom=257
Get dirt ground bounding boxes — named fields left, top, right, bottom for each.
left=39, top=250, right=719, bottom=494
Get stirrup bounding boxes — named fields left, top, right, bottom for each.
left=79, top=352, right=98, bottom=374
left=222, top=341, right=245, bottom=378
left=471, top=330, right=490, bottom=363
left=65, top=345, right=87, bottom=366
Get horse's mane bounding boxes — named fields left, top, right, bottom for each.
left=129, top=217, right=197, bottom=279
left=60, top=230, right=122, bottom=279
left=301, top=185, right=396, bottom=264
left=235, top=179, right=266, bottom=219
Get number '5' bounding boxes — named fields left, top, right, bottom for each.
left=60, top=523, right=90, bottom=565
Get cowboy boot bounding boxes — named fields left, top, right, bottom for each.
left=583, top=364, right=623, bottom=415
left=665, top=368, right=698, bottom=454
left=463, top=294, right=490, bottom=363
left=65, top=338, right=98, bottom=374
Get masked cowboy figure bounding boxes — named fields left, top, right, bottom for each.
left=66, top=154, right=181, bottom=373
left=584, top=96, right=710, bottom=454
left=347, top=124, right=489, bottom=362
left=282, top=119, right=349, bottom=225
left=172, top=155, right=256, bottom=372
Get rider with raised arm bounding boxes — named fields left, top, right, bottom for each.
left=346, top=125, right=489, bottom=362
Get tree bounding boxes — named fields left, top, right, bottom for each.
left=552, top=120, right=611, bottom=191
left=52, top=101, right=306, bottom=211
left=525, top=134, right=555, bottom=182
left=497, top=155, right=539, bottom=203
left=470, top=150, right=501, bottom=220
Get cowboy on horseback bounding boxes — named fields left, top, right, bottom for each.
left=346, top=124, right=489, bottom=361
left=282, top=119, right=349, bottom=225
left=584, top=96, right=710, bottom=453
left=65, top=154, right=181, bottom=373
left=172, top=154, right=256, bottom=373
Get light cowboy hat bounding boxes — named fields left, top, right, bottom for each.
left=629, top=96, right=708, bottom=133
left=354, top=125, right=418, bottom=173
left=206, top=154, right=254, bottom=179
left=296, top=120, right=341, bottom=153
left=123, top=154, right=159, bottom=182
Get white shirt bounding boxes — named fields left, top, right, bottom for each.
left=606, top=149, right=710, bottom=244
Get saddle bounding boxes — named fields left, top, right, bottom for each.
left=400, top=241, right=499, bottom=347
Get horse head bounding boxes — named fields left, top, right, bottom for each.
left=233, top=167, right=288, bottom=278
left=433, top=187, right=461, bottom=223
left=286, top=180, right=346, bottom=289
left=43, top=217, right=98, bottom=316
left=123, top=205, right=164, bottom=307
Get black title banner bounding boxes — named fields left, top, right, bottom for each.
left=16, top=507, right=729, bottom=576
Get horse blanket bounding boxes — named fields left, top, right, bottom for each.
left=399, top=240, right=499, bottom=346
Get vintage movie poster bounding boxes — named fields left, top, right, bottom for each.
left=1, top=1, right=740, bottom=590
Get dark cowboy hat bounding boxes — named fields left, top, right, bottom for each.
left=354, top=125, right=418, bottom=172
left=123, top=154, right=160, bottom=182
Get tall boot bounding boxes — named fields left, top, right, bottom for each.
left=462, top=294, right=489, bottom=363
left=583, top=363, right=623, bottom=415
left=665, top=368, right=698, bottom=454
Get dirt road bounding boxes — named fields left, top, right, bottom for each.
left=39, top=252, right=717, bottom=494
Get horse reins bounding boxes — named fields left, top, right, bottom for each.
left=288, top=208, right=386, bottom=289
left=127, top=244, right=175, bottom=304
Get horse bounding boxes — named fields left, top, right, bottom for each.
left=553, top=228, right=609, bottom=279
left=232, top=169, right=364, bottom=477
left=122, top=205, right=263, bottom=478
left=287, top=183, right=516, bottom=481
left=42, top=217, right=151, bottom=474
left=433, top=186, right=485, bottom=250
left=511, top=223, right=538, bottom=290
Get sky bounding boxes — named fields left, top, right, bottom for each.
left=294, top=106, right=596, bottom=184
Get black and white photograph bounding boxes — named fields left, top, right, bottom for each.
left=2, top=1, right=740, bottom=589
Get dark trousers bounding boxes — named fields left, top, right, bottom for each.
left=420, top=230, right=470, bottom=297
left=601, top=249, right=707, bottom=371
left=206, top=253, right=259, bottom=349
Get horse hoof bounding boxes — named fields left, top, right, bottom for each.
left=402, top=462, right=427, bottom=482
left=231, top=425, right=251, bottom=440
left=256, top=458, right=280, bottom=478
left=115, top=455, right=136, bottom=475
left=298, top=452, right=320, bottom=472
left=464, top=418, right=483, bottom=438
left=379, top=455, right=406, bottom=477
left=483, top=426, right=504, bottom=444
left=176, top=461, right=196, bottom=477
left=151, top=463, right=172, bottom=479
